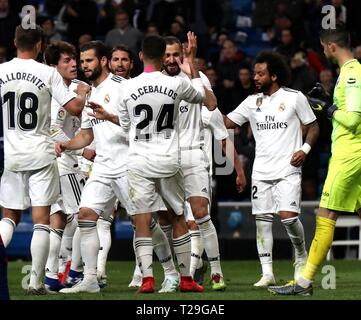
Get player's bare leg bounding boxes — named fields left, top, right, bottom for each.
left=44, top=210, right=67, bottom=293
left=190, top=196, right=225, bottom=291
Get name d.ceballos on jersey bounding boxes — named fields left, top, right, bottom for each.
left=130, top=85, right=178, bottom=101
left=256, top=115, right=288, bottom=131
left=0, top=72, right=46, bottom=90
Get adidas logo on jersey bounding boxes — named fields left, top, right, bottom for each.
left=178, top=263, right=186, bottom=269
left=201, top=187, right=208, bottom=193
left=290, top=201, right=297, bottom=207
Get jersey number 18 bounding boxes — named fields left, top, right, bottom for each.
left=3, top=91, right=38, bottom=130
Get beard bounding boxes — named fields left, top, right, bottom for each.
left=85, top=63, right=102, bottom=81
left=163, top=63, right=180, bottom=76
left=256, top=79, right=273, bottom=93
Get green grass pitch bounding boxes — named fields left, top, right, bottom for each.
left=7, top=259, right=361, bottom=300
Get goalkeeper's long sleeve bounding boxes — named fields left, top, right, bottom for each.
left=333, top=110, right=361, bottom=132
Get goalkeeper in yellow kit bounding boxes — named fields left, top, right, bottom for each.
left=269, top=22, right=361, bottom=296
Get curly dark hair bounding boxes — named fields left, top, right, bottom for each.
left=254, top=51, right=291, bottom=86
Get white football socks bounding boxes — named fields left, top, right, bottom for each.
left=45, top=228, right=63, bottom=279
left=78, top=220, right=99, bottom=281
left=195, top=215, right=222, bottom=276
left=0, top=218, right=16, bottom=248
left=282, top=216, right=307, bottom=260
left=255, top=214, right=274, bottom=276
left=29, top=224, right=50, bottom=289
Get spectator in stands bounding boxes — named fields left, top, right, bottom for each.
left=0, top=0, right=20, bottom=59
left=144, top=22, right=160, bottom=37
left=275, top=28, right=299, bottom=64
left=62, top=0, right=98, bottom=45
left=217, top=39, right=248, bottom=112
left=168, top=19, right=187, bottom=43
left=104, top=9, right=143, bottom=55
left=319, top=69, right=335, bottom=95
left=98, top=0, right=136, bottom=37
left=204, top=66, right=225, bottom=109
left=78, top=34, right=93, bottom=47
left=289, top=51, right=317, bottom=94
left=208, top=31, right=229, bottom=67
left=333, top=0, right=347, bottom=23
left=37, top=16, right=63, bottom=45
left=232, top=66, right=256, bottom=106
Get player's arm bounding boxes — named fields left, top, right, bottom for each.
left=290, top=120, right=319, bottom=167
left=221, top=137, right=247, bottom=193
left=55, top=128, right=94, bottom=157
left=87, top=101, right=120, bottom=125
left=332, top=75, right=361, bottom=131
left=63, top=83, right=91, bottom=116
left=178, top=31, right=217, bottom=110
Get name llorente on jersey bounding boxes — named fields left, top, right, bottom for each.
left=130, top=85, right=178, bottom=101
left=256, top=115, right=288, bottom=131
left=0, top=72, right=46, bottom=90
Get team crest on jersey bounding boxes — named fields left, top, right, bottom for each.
left=57, top=109, right=66, bottom=121
left=279, top=102, right=286, bottom=112
left=256, top=97, right=262, bottom=112
left=104, top=94, right=110, bottom=104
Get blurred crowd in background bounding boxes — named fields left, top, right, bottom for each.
left=1, top=0, right=361, bottom=204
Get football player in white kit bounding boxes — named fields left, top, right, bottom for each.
left=42, top=41, right=95, bottom=293
left=88, top=33, right=217, bottom=293
left=107, top=44, right=180, bottom=293
left=0, top=25, right=89, bottom=294
left=161, top=36, right=244, bottom=291
left=58, top=41, right=179, bottom=294
left=225, top=51, right=320, bottom=287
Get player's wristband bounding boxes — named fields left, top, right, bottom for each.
left=300, top=143, right=311, bottom=155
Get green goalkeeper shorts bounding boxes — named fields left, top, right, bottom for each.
left=320, top=155, right=361, bottom=212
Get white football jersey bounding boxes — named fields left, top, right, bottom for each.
left=0, top=58, right=76, bottom=171
left=81, top=73, right=129, bottom=178
left=227, top=87, right=316, bottom=180
left=201, top=107, right=229, bottom=176
left=178, top=71, right=212, bottom=149
left=117, top=71, right=203, bottom=178
left=51, top=79, right=86, bottom=176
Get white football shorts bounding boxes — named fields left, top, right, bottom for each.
left=51, top=173, right=86, bottom=215
left=127, top=169, right=185, bottom=215
left=181, top=148, right=211, bottom=201
left=251, top=173, right=302, bottom=215
left=80, top=173, right=136, bottom=218
left=0, top=160, right=60, bottom=210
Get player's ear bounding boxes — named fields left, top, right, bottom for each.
left=271, top=74, right=277, bottom=82
left=100, top=56, right=107, bottom=68
left=139, top=51, right=144, bottom=61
